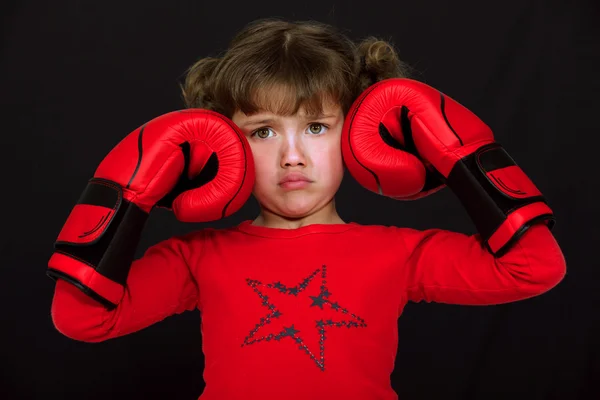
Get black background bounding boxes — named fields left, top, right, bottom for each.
left=2, top=1, right=598, bottom=399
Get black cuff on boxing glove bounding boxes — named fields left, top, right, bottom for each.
left=47, top=178, right=148, bottom=310
left=446, top=143, right=555, bottom=257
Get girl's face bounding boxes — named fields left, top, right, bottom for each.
left=232, top=100, right=345, bottom=219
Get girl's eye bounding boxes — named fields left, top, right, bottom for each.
left=307, top=123, right=327, bottom=135
left=251, top=127, right=274, bottom=139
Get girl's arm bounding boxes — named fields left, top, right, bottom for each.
left=50, top=231, right=203, bottom=342
left=398, top=224, right=565, bottom=305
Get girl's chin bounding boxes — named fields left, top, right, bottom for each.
left=276, top=204, right=316, bottom=218
left=255, top=188, right=337, bottom=218
left=260, top=199, right=322, bottom=219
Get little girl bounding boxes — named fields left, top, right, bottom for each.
left=48, top=18, right=566, bottom=400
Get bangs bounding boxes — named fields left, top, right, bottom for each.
left=213, top=32, right=355, bottom=117
left=245, top=81, right=338, bottom=117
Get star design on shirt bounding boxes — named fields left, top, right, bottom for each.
left=242, top=265, right=367, bottom=371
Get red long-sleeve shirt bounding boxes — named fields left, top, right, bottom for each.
left=51, top=221, right=565, bottom=399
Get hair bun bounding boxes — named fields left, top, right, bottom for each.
left=356, top=37, right=408, bottom=91
left=180, top=57, right=221, bottom=110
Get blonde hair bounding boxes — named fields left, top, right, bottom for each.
left=180, top=18, right=410, bottom=118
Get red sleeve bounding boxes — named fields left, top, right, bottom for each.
left=398, top=224, right=566, bottom=305
left=50, top=231, right=203, bottom=342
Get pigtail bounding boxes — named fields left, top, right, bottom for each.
left=355, top=37, right=410, bottom=92
left=179, top=57, right=221, bottom=111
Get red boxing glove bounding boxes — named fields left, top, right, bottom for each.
left=342, top=78, right=554, bottom=256
left=47, top=109, right=254, bottom=308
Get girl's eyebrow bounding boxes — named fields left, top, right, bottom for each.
left=240, top=113, right=338, bottom=127
left=240, top=117, right=277, bottom=127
